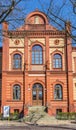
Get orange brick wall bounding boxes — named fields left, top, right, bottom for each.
left=1, top=10, right=75, bottom=116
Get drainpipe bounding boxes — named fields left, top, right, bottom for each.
left=45, top=63, right=47, bottom=107
left=65, top=21, right=71, bottom=112
left=23, top=63, right=26, bottom=115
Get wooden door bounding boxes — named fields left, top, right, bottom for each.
left=32, top=83, right=43, bottom=106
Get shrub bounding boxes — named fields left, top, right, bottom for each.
left=0, top=112, right=19, bottom=121
left=12, top=111, right=19, bottom=120
left=56, top=112, right=76, bottom=120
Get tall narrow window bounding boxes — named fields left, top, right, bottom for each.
left=53, top=54, right=62, bottom=68
left=13, top=84, right=21, bottom=100
left=32, top=45, right=43, bottom=64
left=54, top=84, right=62, bottom=100
left=13, top=54, right=22, bottom=69
left=34, top=16, right=39, bottom=24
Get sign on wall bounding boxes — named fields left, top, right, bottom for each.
left=3, top=106, right=10, bottom=117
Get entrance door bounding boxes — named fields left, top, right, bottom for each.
left=32, top=83, right=43, bottom=106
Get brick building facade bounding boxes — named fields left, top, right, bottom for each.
left=1, top=10, right=76, bottom=115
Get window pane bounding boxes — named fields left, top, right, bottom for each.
left=13, top=85, right=21, bottom=100
left=39, top=91, right=42, bottom=100
left=13, top=54, right=22, bottom=69
left=40, top=60, right=42, bottom=64
left=54, top=84, right=62, bottom=100
left=53, top=54, right=62, bottom=68
left=32, top=45, right=43, bottom=64
left=35, top=60, right=39, bottom=64
left=15, top=60, right=19, bottom=68
left=33, top=91, right=36, bottom=100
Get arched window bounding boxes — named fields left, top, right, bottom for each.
left=13, top=84, right=21, bottom=100
left=32, top=45, right=43, bottom=64
left=53, top=54, right=62, bottom=68
left=13, top=54, right=22, bottom=69
left=54, top=84, right=62, bottom=100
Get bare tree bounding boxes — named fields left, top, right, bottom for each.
left=1, top=0, right=76, bottom=44
left=38, top=0, right=76, bottom=44
left=0, top=0, right=28, bottom=44
left=70, top=0, right=76, bottom=14
left=0, top=0, right=22, bottom=24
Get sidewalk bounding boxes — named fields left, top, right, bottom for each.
left=36, top=116, right=76, bottom=126
left=0, top=117, right=76, bottom=127
left=28, top=115, right=76, bottom=127
left=0, top=120, right=27, bottom=126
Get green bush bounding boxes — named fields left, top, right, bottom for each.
left=56, top=112, right=76, bottom=120
left=11, top=112, right=19, bottom=120
left=0, top=112, right=19, bottom=120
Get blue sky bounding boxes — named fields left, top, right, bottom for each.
left=1, top=0, right=76, bottom=46
left=16, top=0, right=76, bottom=31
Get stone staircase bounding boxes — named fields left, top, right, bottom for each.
left=23, top=106, right=47, bottom=124
left=28, top=106, right=46, bottom=113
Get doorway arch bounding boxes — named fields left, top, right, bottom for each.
left=32, top=83, right=43, bottom=106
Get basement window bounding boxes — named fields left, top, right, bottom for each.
left=56, top=109, right=62, bottom=115
left=14, top=109, right=19, bottom=113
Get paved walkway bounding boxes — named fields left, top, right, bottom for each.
left=0, top=118, right=76, bottom=127
left=32, top=115, right=76, bottom=126
left=0, top=115, right=76, bottom=127
left=0, top=120, right=27, bottom=126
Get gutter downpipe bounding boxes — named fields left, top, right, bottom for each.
left=65, top=23, right=70, bottom=113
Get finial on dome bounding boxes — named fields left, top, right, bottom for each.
left=35, top=8, right=39, bottom=11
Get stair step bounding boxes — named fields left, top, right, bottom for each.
left=28, top=106, right=46, bottom=113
